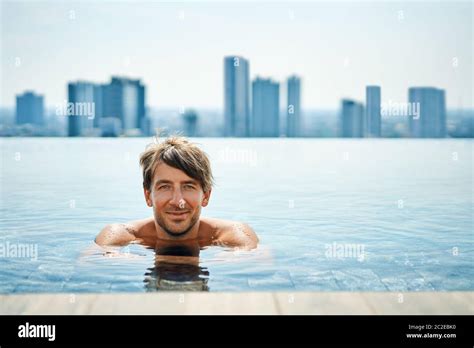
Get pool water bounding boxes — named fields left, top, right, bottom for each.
left=0, top=138, right=472, bottom=292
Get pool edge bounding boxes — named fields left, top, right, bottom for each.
left=1, top=291, right=473, bottom=315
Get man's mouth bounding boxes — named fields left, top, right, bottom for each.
left=166, top=211, right=190, bottom=218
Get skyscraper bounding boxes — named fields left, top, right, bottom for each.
left=365, top=86, right=381, bottom=137
left=224, top=56, right=250, bottom=137
left=68, top=77, right=146, bottom=136
left=251, top=77, right=280, bottom=137
left=16, top=91, right=44, bottom=126
left=287, top=75, right=301, bottom=137
left=182, top=109, right=199, bottom=137
left=102, top=77, right=146, bottom=134
left=140, top=114, right=153, bottom=137
left=341, top=99, right=364, bottom=137
left=67, top=81, right=102, bottom=136
left=408, top=87, right=446, bottom=138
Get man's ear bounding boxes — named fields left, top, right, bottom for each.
left=144, top=187, right=153, bottom=207
left=202, top=189, right=212, bottom=207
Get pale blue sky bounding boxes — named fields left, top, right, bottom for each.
left=1, top=0, right=472, bottom=109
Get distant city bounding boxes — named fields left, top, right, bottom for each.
left=1, top=55, right=472, bottom=138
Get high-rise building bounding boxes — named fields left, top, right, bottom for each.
left=251, top=77, right=280, bottom=137
left=408, top=87, right=446, bottom=138
left=341, top=99, right=364, bottom=137
left=101, top=117, right=122, bottom=137
left=365, top=86, right=381, bottom=137
left=67, top=81, right=102, bottom=136
left=287, top=75, right=301, bottom=137
left=16, top=91, right=44, bottom=126
left=224, top=56, right=250, bottom=137
left=102, top=77, right=146, bottom=135
left=182, top=109, right=199, bottom=137
left=140, top=115, right=153, bottom=137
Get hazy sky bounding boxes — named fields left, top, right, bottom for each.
left=1, top=0, right=472, bottom=109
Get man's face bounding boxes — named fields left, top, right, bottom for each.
left=144, top=163, right=210, bottom=238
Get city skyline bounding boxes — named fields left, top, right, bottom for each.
left=1, top=1, right=472, bottom=109
left=8, top=73, right=456, bottom=138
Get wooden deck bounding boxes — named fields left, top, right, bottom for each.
left=1, top=291, right=472, bottom=315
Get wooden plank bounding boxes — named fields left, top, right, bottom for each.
left=1, top=292, right=472, bottom=315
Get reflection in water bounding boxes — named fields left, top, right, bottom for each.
left=144, top=263, right=210, bottom=291
left=143, top=242, right=210, bottom=291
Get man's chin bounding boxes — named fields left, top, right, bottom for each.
left=162, top=220, right=194, bottom=237
left=164, top=228, right=191, bottom=237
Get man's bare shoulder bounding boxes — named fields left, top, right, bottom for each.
left=95, top=217, right=154, bottom=246
left=200, top=217, right=259, bottom=250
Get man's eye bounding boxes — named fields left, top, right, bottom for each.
left=184, top=185, right=196, bottom=190
left=158, top=185, right=171, bottom=190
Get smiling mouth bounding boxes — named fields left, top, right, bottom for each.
left=166, top=211, right=190, bottom=217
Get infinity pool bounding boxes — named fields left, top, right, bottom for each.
left=0, top=138, right=472, bottom=292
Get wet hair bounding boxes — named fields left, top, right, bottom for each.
left=139, top=136, right=214, bottom=193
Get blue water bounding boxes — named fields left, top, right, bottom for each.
left=0, top=138, right=472, bottom=292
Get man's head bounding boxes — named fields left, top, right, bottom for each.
left=140, top=136, right=214, bottom=239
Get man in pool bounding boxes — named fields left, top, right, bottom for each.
left=95, top=136, right=258, bottom=251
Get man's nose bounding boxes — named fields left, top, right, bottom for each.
left=169, top=188, right=185, bottom=208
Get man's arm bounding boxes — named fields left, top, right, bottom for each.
left=95, top=223, right=138, bottom=246
left=207, top=219, right=259, bottom=250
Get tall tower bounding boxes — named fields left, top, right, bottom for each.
left=224, top=56, right=250, bottom=137
left=287, top=76, right=301, bottom=137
